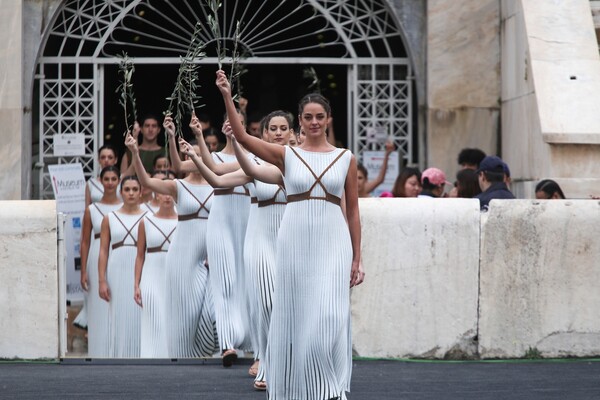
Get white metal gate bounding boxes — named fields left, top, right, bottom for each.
left=36, top=0, right=413, bottom=199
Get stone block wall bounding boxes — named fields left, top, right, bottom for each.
left=3, top=199, right=600, bottom=360
left=352, top=198, right=480, bottom=359
left=353, top=198, right=600, bottom=359
left=0, top=201, right=59, bottom=359
left=478, top=200, right=600, bottom=358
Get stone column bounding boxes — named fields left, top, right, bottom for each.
left=427, top=0, right=501, bottom=179
left=0, top=1, right=23, bottom=199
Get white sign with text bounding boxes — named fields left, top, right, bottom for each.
left=48, top=163, right=86, bottom=302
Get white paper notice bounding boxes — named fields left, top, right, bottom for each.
left=53, top=134, right=86, bottom=156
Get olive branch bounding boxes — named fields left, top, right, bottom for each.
left=116, top=52, right=137, bottom=136
left=165, top=22, right=206, bottom=137
left=229, top=21, right=247, bottom=103
left=303, top=66, right=322, bottom=94
left=206, top=0, right=225, bottom=70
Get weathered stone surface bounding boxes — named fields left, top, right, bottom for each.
left=0, top=1, right=23, bottom=200
left=352, top=198, right=480, bottom=359
left=426, top=0, right=500, bottom=177
left=479, top=200, right=600, bottom=358
left=0, top=201, right=59, bottom=359
left=427, top=0, right=500, bottom=108
left=428, top=107, right=499, bottom=180
left=501, top=0, right=600, bottom=198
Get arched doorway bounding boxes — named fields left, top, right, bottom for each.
left=35, top=0, right=415, bottom=199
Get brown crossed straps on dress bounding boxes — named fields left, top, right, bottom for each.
left=286, top=147, right=348, bottom=206
left=144, top=216, right=176, bottom=253
left=258, top=187, right=287, bottom=208
left=177, top=180, right=213, bottom=221
left=92, top=203, right=105, bottom=239
left=111, top=212, right=147, bottom=250
left=212, top=152, right=251, bottom=197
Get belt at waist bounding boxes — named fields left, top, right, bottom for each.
left=257, top=199, right=287, bottom=208
left=94, top=233, right=101, bottom=239
left=214, top=188, right=249, bottom=196
left=178, top=213, right=208, bottom=221
left=286, top=192, right=341, bottom=207
left=146, top=247, right=167, bottom=254
left=112, top=242, right=137, bottom=250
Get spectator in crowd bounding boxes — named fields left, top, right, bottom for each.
left=535, top=179, right=566, bottom=199
left=458, top=148, right=486, bottom=170
left=474, top=156, right=515, bottom=210
left=389, top=167, right=422, bottom=197
left=121, top=115, right=165, bottom=175
left=418, top=168, right=450, bottom=198
left=449, top=168, right=482, bottom=198
left=357, top=141, right=395, bottom=198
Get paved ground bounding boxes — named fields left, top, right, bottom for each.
left=1, top=358, right=599, bottom=399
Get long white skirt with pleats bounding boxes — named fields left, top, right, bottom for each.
left=107, top=245, right=141, bottom=358
left=139, top=252, right=168, bottom=358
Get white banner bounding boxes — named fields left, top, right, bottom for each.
left=362, top=151, right=400, bottom=197
left=48, top=163, right=86, bottom=302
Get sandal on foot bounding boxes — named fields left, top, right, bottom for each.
left=248, top=360, right=259, bottom=377
left=222, top=349, right=238, bottom=368
left=254, top=381, right=267, bottom=391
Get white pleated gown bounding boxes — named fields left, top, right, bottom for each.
left=73, top=179, right=105, bottom=331
left=245, top=173, right=286, bottom=383
left=106, top=210, right=146, bottom=358
left=87, top=201, right=121, bottom=357
left=139, top=214, right=177, bottom=358
left=244, top=178, right=260, bottom=359
left=165, top=180, right=219, bottom=357
left=266, top=146, right=353, bottom=400
left=207, top=151, right=252, bottom=352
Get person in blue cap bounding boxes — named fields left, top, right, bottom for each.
left=474, top=155, right=515, bottom=210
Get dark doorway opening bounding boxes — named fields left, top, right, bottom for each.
left=103, top=63, right=348, bottom=162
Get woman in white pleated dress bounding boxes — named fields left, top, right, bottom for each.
left=188, top=112, right=252, bottom=366
left=182, top=110, right=291, bottom=390
left=128, top=124, right=219, bottom=358
left=79, top=166, right=122, bottom=357
left=74, top=145, right=120, bottom=331
left=134, top=189, right=177, bottom=358
left=217, top=70, right=364, bottom=399
left=98, top=176, right=146, bottom=358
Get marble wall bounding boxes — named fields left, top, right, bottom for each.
left=0, top=201, right=60, bottom=359
left=501, top=0, right=600, bottom=198
left=426, top=0, right=501, bottom=180
left=353, top=198, right=481, bottom=359
left=479, top=200, right=600, bottom=358
left=0, top=1, right=23, bottom=200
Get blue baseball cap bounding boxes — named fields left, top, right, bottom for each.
left=476, top=156, right=506, bottom=174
